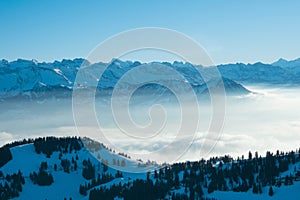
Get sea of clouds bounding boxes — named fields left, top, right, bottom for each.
left=1, top=85, right=299, bottom=163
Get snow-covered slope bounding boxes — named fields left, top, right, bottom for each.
left=0, top=137, right=153, bottom=200
left=1, top=137, right=300, bottom=200
left=196, top=77, right=251, bottom=95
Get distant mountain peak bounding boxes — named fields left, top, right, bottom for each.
left=272, top=58, right=289, bottom=66
left=272, top=57, right=300, bottom=70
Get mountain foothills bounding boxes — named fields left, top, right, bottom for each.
left=0, top=137, right=300, bottom=200
left=1, top=57, right=299, bottom=99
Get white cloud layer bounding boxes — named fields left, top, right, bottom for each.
left=0, top=86, right=299, bottom=163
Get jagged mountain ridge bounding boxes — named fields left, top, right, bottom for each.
left=1, top=57, right=300, bottom=99
left=272, top=58, right=300, bottom=75
left=0, top=58, right=254, bottom=99
left=216, top=57, right=300, bottom=84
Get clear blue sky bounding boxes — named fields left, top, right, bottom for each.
left=1, top=0, right=300, bottom=64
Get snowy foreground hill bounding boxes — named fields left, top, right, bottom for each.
left=1, top=137, right=300, bottom=200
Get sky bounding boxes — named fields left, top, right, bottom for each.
left=1, top=0, right=300, bottom=65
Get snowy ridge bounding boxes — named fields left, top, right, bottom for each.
left=272, top=58, right=300, bottom=76
left=1, top=137, right=300, bottom=199
left=217, top=61, right=300, bottom=84
left=0, top=137, right=155, bottom=200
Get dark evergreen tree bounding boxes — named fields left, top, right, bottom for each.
left=0, top=147, right=12, bottom=168
left=268, top=186, right=274, bottom=196
left=82, top=159, right=95, bottom=180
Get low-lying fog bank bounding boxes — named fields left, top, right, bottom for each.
left=0, top=85, right=299, bottom=163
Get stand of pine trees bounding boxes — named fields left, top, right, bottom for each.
left=79, top=173, right=115, bottom=196
left=0, top=147, right=12, bottom=168
left=0, top=170, right=25, bottom=200
left=33, top=137, right=82, bottom=157
left=82, top=158, right=96, bottom=180
left=29, top=162, right=54, bottom=186
left=87, top=149, right=300, bottom=199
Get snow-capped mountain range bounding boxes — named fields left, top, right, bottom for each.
left=0, top=58, right=299, bottom=99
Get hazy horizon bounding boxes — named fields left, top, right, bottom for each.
left=1, top=56, right=299, bottom=67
